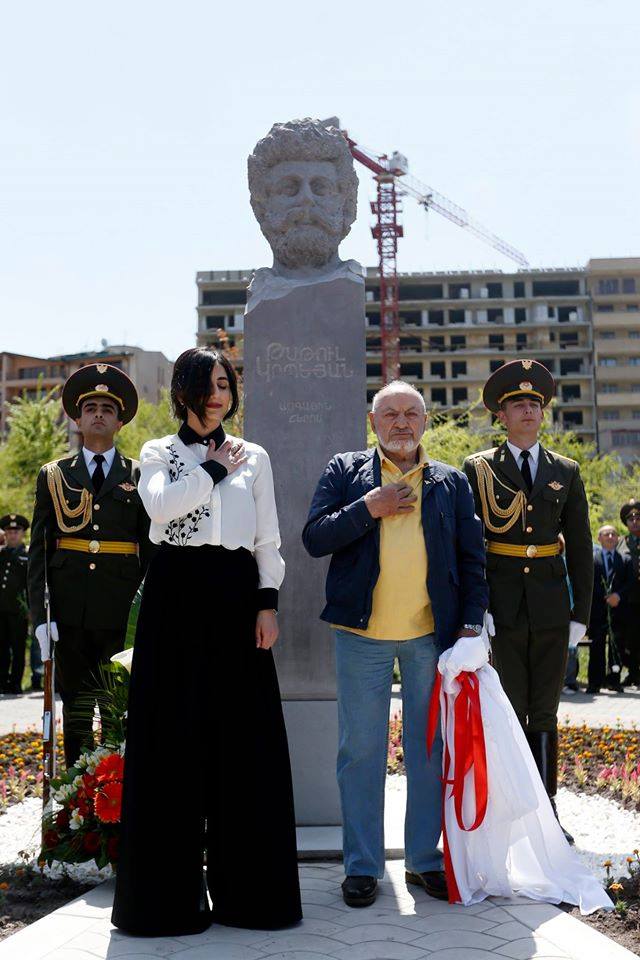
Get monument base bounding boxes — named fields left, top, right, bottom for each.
left=283, top=700, right=341, bottom=826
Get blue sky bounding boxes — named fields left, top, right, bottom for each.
left=1, top=0, right=639, bottom=362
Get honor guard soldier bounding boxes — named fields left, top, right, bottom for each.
left=618, top=499, right=640, bottom=688
left=463, top=359, right=593, bottom=844
left=0, top=515, right=30, bottom=694
left=28, top=363, right=154, bottom=766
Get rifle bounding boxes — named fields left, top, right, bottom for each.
left=42, top=529, right=57, bottom=826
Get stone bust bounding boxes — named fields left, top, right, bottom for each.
left=246, top=118, right=362, bottom=311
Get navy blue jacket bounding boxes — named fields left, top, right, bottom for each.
left=302, top=448, right=489, bottom=652
left=589, top=545, right=634, bottom=634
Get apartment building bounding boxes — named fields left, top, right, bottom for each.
left=587, top=257, right=640, bottom=462
left=196, top=265, right=596, bottom=441
left=0, top=345, right=173, bottom=437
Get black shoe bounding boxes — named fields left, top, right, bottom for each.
left=567, top=683, right=579, bottom=692
left=405, top=870, right=449, bottom=901
left=341, top=876, right=377, bottom=908
left=586, top=686, right=600, bottom=694
left=550, top=797, right=575, bottom=845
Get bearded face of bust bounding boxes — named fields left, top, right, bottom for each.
left=248, top=120, right=358, bottom=273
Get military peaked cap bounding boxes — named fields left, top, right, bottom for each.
left=62, top=363, right=138, bottom=424
left=483, top=358, right=555, bottom=414
left=620, top=499, right=640, bottom=525
left=0, top=514, right=29, bottom=531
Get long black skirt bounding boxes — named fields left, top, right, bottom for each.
left=111, top=543, right=302, bottom=936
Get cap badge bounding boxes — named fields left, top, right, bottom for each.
left=95, top=384, right=109, bottom=392
left=522, top=359, right=533, bottom=370
left=548, top=481, right=563, bottom=491
left=10, top=514, right=15, bottom=519
left=96, top=364, right=108, bottom=373
left=519, top=381, right=533, bottom=391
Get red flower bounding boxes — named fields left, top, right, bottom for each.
left=94, top=781, right=122, bottom=823
left=43, top=829, right=59, bottom=849
left=94, top=754, right=124, bottom=784
left=107, top=836, right=119, bottom=862
left=83, top=832, right=101, bottom=854
left=82, top=774, right=97, bottom=799
left=56, top=809, right=70, bottom=829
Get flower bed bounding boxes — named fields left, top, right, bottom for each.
left=558, top=723, right=640, bottom=812
left=0, top=730, right=65, bottom=811
left=0, top=862, right=93, bottom=943
left=568, top=853, right=640, bottom=955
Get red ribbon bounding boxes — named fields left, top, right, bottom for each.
left=427, top=669, right=489, bottom=904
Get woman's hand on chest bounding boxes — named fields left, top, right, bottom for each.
left=206, top=439, right=247, bottom=475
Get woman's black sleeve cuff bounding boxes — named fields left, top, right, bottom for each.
left=199, top=460, right=228, bottom=485
left=257, top=588, right=279, bottom=612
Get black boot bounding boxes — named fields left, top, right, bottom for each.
left=525, top=730, right=574, bottom=846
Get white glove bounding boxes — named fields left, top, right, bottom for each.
left=35, top=622, right=59, bottom=662
left=485, top=612, right=496, bottom=637
left=438, top=629, right=490, bottom=689
left=569, top=621, right=586, bottom=649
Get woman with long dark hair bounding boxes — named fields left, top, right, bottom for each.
left=112, top=347, right=301, bottom=935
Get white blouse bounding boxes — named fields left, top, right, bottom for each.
left=138, top=433, right=285, bottom=591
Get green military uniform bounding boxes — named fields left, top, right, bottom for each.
left=0, top=515, right=29, bottom=694
left=28, top=364, right=154, bottom=765
left=463, top=359, right=593, bottom=843
left=617, top=500, right=640, bottom=686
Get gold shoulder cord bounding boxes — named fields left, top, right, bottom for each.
left=45, top=463, right=93, bottom=534
left=473, top=457, right=527, bottom=534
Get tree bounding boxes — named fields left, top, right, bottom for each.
left=116, top=389, right=177, bottom=460
left=0, top=385, right=69, bottom=518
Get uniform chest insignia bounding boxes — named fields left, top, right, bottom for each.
left=548, top=481, right=563, bottom=490
left=118, top=482, right=136, bottom=492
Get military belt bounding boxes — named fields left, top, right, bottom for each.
left=57, top=537, right=138, bottom=556
left=486, top=541, right=560, bottom=559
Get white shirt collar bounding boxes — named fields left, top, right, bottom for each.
left=506, top=440, right=540, bottom=466
left=82, top=446, right=116, bottom=472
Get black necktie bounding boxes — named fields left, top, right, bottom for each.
left=604, top=551, right=613, bottom=579
left=92, top=454, right=106, bottom=493
left=520, top=449, right=533, bottom=493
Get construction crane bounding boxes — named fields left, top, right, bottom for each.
left=341, top=129, right=529, bottom=384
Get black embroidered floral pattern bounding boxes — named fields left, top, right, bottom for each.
left=163, top=442, right=212, bottom=546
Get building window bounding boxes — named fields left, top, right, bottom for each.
left=514, top=281, right=526, bottom=298
left=366, top=390, right=377, bottom=405
left=597, top=304, right=614, bottom=312
left=450, top=335, right=466, bottom=350
left=487, top=309, right=503, bottom=323
left=560, top=358, right=582, bottom=375
left=205, top=316, right=226, bottom=330
left=449, top=309, right=466, bottom=324
left=626, top=304, right=639, bottom=312
left=515, top=308, right=527, bottom=324
left=603, top=410, right=621, bottom=420
left=486, top=282, right=502, bottom=298
left=622, top=278, right=636, bottom=294
left=452, top=361, right=467, bottom=378
left=401, top=362, right=423, bottom=377
left=366, top=363, right=382, bottom=377
left=597, top=278, right=619, bottom=295
left=532, top=280, right=580, bottom=296
left=632, top=384, right=640, bottom=393
left=599, top=331, right=616, bottom=339
left=559, top=332, right=579, bottom=348
left=428, top=310, right=444, bottom=325
left=399, top=283, right=443, bottom=300
left=429, top=336, right=445, bottom=351
left=612, top=430, right=640, bottom=445
left=562, top=384, right=581, bottom=401
left=449, top=283, right=470, bottom=299
left=601, top=384, right=619, bottom=393
left=516, top=333, right=527, bottom=351
left=452, top=387, right=468, bottom=404
left=633, top=411, right=640, bottom=420
left=630, top=357, right=640, bottom=366
left=431, top=361, right=446, bottom=378
left=629, top=331, right=640, bottom=339
left=489, top=334, right=504, bottom=351
left=367, top=312, right=380, bottom=326
left=202, top=289, right=246, bottom=306
left=401, top=310, right=421, bottom=326
left=431, top=387, right=447, bottom=405
left=563, top=411, right=583, bottom=426
left=599, top=358, right=617, bottom=366
left=489, top=359, right=504, bottom=372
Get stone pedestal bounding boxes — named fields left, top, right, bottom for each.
left=243, top=275, right=366, bottom=826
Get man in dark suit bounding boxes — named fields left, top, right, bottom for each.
left=303, top=380, right=488, bottom=908
left=618, top=500, right=640, bottom=688
left=0, top=515, right=29, bottom=694
left=463, top=359, right=593, bottom=844
left=588, top=525, right=633, bottom=694
left=29, top=363, right=154, bottom=765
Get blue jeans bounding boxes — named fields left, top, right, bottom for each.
left=335, top=629, right=444, bottom=878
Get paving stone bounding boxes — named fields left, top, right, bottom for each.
left=474, top=905, right=513, bottom=923
left=174, top=946, right=267, bottom=960
left=329, top=942, right=430, bottom=960
left=332, top=923, right=426, bottom=944
left=490, top=921, right=540, bottom=940
left=408, top=915, right=496, bottom=934
left=424, top=951, right=507, bottom=960
left=256, top=934, right=346, bottom=954
left=494, top=938, right=567, bottom=959
left=412, top=931, right=511, bottom=951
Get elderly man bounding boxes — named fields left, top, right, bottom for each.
left=303, top=381, right=488, bottom=907
left=618, top=500, right=640, bottom=688
left=587, top=525, right=633, bottom=694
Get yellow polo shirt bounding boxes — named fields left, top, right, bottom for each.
left=338, top=445, right=435, bottom=641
